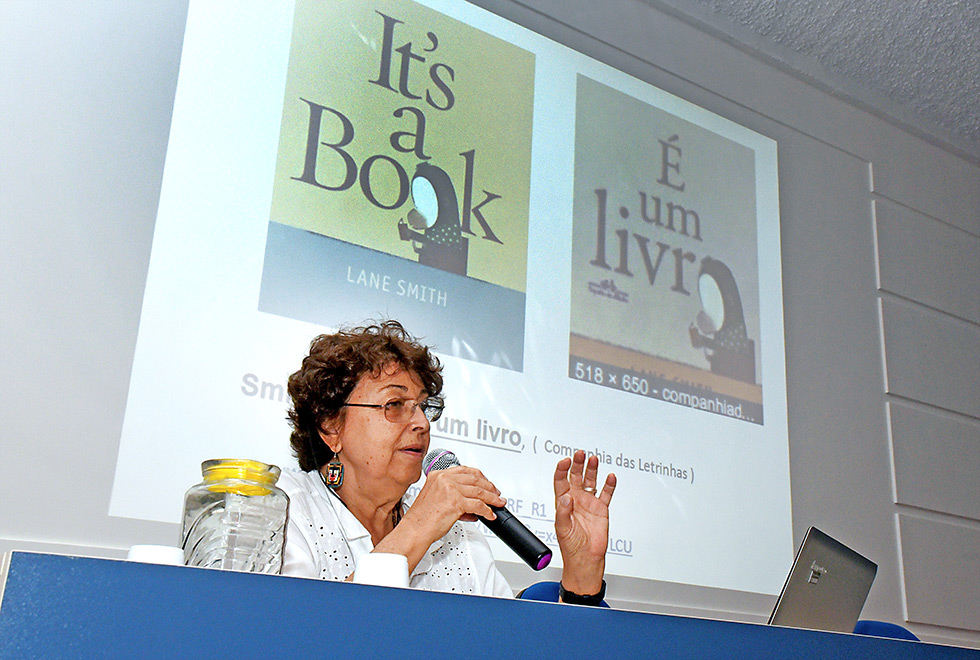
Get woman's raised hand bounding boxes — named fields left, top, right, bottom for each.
left=553, top=450, right=617, bottom=595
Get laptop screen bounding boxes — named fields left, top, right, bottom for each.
left=768, top=526, right=877, bottom=633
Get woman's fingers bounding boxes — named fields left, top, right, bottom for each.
left=582, top=453, right=600, bottom=492
left=458, top=484, right=504, bottom=518
left=556, top=450, right=604, bottom=493
left=450, top=466, right=501, bottom=495
left=598, top=472, right=617, bottom=506
left=567, top=450, right=587, bottom=489
left=553, top=457, right=572, bottom=498
left=425, top=466, right=504, bottom=517
left=554, top=492, right=573, bottom=530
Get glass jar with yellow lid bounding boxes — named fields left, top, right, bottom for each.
left=180, top=459, right=289, bottom=573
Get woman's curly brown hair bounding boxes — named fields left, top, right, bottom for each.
left=287, top=320, right=443, bottom=472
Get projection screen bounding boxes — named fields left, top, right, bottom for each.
left=109, top=0, right=792, bottom=595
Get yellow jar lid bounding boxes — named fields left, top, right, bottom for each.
left=201, top=458, right=281, bottom=496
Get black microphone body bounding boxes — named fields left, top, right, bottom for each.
left=423, top=449, right=553, bottom=570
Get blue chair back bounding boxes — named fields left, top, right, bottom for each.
left=516, top=581, right=610, bottom=608
left=853, top=620, right=919, bottom=641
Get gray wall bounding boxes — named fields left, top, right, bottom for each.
left=2, top=0, right=978, bottom=649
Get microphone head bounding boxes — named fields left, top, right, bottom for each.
left=423, top=448, right=460, bottom=475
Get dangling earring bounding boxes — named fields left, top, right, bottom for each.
left=324, top=456, right=344, bottom=488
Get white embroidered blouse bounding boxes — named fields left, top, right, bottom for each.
left=278, top=468, right=513, bottom=598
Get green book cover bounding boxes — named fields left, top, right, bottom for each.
left=260, top=0, right=535, bottom=370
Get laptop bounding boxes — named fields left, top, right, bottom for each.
left=768, top=526, right=877, bottom=633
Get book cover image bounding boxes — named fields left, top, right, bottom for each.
left=260, top=0, right=535, bottom=370
left=569, top=75, right=764, bottom=423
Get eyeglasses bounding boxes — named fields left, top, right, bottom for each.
left=342, top=397, right=444, bottom=423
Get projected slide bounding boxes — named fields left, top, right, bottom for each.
left=570, top=76, right=763, bottom=424
left=110, top=0, right=791, bottom=596
left=259, top=0, right=534, bottom=371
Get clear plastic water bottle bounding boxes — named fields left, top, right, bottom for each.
left=180, top=459, right=289, bottom=574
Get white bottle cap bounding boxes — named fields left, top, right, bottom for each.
left=352, top=553, right=409, bottom=588
left=126, top=544, right=186, bottom=566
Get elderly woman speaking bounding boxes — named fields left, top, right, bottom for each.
left=279, top=320, right=616, bottom=602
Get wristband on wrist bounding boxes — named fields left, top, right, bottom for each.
left=559, top=580, right=606, bottom=606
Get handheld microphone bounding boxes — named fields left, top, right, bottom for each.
left=423, top=449, right=552, bottom=571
